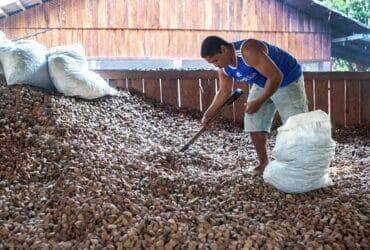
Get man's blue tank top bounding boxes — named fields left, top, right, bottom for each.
left=223, top=39, right=302, bottom=88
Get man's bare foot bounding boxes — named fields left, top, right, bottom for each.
left=253, top=161, right=269, bottom=175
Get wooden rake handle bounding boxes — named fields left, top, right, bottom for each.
left=179, top=88, right=244, bottom=152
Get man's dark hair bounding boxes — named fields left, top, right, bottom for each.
left=201, top=36, right=230, bottom=58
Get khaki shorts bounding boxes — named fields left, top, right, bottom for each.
left=244, top=75, right=308, bottom=133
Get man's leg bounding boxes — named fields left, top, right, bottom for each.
left=250, top=131, right=269, bottom=174
left=244, top=84, right=276, bottom=175
left=271, top=75, right=308, bottom=124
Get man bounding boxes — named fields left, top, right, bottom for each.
left=200, top=36, right=308, bottom=175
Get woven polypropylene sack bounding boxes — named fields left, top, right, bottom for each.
left=47, top=45, right=118, bottom=99
left=0, top=39, right=55, bottom=91
left=263, top=110, right=336, bottom=193
left=0, top=31, right=10, bottom=76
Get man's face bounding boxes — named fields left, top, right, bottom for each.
left=205, top=54, right=226, bottom=68
left=204, top=47, right=229, bottom=68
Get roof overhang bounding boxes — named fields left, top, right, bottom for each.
left=332, top=34, right=370, bottom=67
left=283, top=0, right=369, bottom=37
left=283, top=0, right=370, bottom=66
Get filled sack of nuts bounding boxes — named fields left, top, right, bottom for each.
left=0, top=31, right=9, bottom=43
left=47, top=45, right=118, bottom=99
left=0, top=39, right=56, bottom=91
left=263, top=110, right=336, bottom=193
left=0, top=31, right=10, bottom=76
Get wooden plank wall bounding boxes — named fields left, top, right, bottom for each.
left=99, top=70, right=370, bottom=128
left=0, top=0, right=331, bottom=61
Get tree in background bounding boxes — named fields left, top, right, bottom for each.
left=317, top=0, right=369, bottom=71
left=318, top=0, right=369, bottom=25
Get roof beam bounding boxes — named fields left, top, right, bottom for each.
left=332, top=34, right=370, bottom=43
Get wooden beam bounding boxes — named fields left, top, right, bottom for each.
left=332, top=33, right=370, bottom=43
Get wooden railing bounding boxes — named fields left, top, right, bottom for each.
left=97, top=70, right=370, bottom=128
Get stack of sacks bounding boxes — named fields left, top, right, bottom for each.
left=0, top=37, right=56, bottom=91
left=47, top=45, right=118, bottom=99
left=263, top=110, right=336, bottom=193
left=0, top=32, right=118, bottom=99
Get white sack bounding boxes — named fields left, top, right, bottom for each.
left=263, top=110, right=336, bottom=193
left=0, top=31, right=8, bottom=41
left=0, top=31, right=11, bottom=76
left=0, top=39, right=55, bottom=91
left=47, top=45, right=118, bottom=99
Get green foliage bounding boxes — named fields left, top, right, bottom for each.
left=317, top=0, right=369, bottom=25
left=331, top=57, right=370, bottom=71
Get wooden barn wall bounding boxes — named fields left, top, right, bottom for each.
left=0, top=0, right=331, bottom=61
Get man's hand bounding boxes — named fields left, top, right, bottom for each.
left=245, top=99, right=263, bottom=114
left=201, top=111, right=213, bottom=128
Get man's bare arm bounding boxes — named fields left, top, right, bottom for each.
left=242, top=39, right=283, bottom=104
left=201, top=70, right=233, bottom=124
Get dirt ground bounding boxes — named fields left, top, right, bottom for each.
left=0, top=78, right=369, bottom=249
